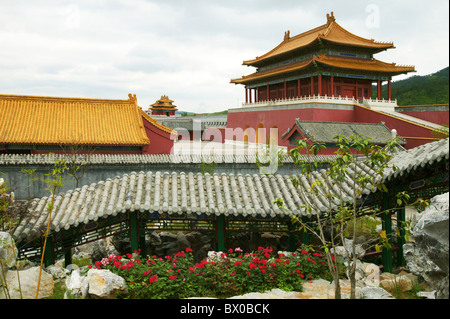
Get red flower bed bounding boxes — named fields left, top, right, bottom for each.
left=89, top=246, right=334, bottom=299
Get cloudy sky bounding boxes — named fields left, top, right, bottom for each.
left=0, top=0, right=448, bottom=113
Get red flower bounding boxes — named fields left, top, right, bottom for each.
left=296, top=269, right=301, bottom=274
left=149, top=275, right=158, bottom=283
left=248, top=262, right=257, bottom=270
left=234, top=260, right=242, bottom=266
left=246, top=271, right=251, bottom=275
left=186, top=247, right=193, bottom=253
left=301, top=250, right=308, bottom=254
left=168, top=275, right=177, bottom=280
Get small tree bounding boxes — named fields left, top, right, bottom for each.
left=22, top=158, right=69, bottom=298
left=276, top=134, right=402, bottom=299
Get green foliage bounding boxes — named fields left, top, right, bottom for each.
left=91, top=247, right=337, bottom=299
left=373, top=67, right=449, bottom=106
left=432, top=124, right=449, bottom=140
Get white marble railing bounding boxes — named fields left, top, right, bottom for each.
left=242, top=95, right=398, bottom=108
left=361, top=97, right=398, bottom=108
left=242, top=94, right=358, bottom=107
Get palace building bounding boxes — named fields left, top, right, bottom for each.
left=230, top=12, right=415, bottom=102
left=0, top=93, right=176, bottom=154
left=227, top=12, right=442, bottom=150
left=149, top=95, right=178, bottom=116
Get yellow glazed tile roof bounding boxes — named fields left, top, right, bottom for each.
left=243, top=12, right=394, bottom=66
left=314, top=54, right=415, bottom=73
left=231, top=55, right=415, bottom=85
left=0, top=94, right=151, bottom=146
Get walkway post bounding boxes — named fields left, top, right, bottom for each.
left=217, top=215, right=226, bottom=252
left=381, top=193, right=393, bottom=272
left=301, top=217, right=310, bottom=245
left=397, top=207, right=406, bottom=267
left=129, top=211, right=139, bottom=253
left=43, top=236, right=54, bottom=267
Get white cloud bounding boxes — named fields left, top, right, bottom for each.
left=0, top=0, right=448, bottom=112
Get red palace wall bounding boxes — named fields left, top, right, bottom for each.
left=226, top=103, right=438, bottom=151
left=226, top=104, right=355, bottom=148
left=142, top=120, right=175, bottom=154
left=354, top=105, right=436, bottom=149
left=398, top=111, right=449, bottom=126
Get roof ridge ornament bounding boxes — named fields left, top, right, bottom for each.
left=284, top=30, right=290, bottom=41
left=326, top=12, right=335, bottom=25
left=128, top=93, right=137, bottom=105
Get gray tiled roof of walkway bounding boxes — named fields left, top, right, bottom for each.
left=11, top=138, right=449, bottom=242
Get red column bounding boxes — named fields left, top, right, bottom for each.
left=388, top=80, right=392, bottom=100
left=330, top=76, right=334, bottom=96
left=310, top=76, right=314, bottom=96
left=297, top=79, right=301, bottom=98
left=284, top=81, right=287, bottom=99
left=249, top=88, right=252, bottom=103
left=256, top=87, right=259, bottom=102
left=377, top=80, right=382, bottom=100
left=318, top=74, right=322, bottom=96
left=245, top=88, right=248, bottom=103
left=267, top=85, right=270, bottom=101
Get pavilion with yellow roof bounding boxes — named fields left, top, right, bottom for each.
left=231, top=12, right=415, bottom=102
left=149, top=95, right=178, bottom=116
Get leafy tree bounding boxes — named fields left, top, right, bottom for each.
left=275, top=134, right=403, bottom=298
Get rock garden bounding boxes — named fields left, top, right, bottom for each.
left=1, top=192, right=448, bottom=300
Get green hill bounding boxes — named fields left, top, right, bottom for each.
left=373, top=67, right=449, bottom=106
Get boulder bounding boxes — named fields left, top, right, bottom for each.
left=380, top=275, right=413, bottom=293
left=91, top=240, right=108, bottom=263
left=1, top=266, right=53, bottom=299
left=0, top=231, right=18, bottom=274
left=403, top=192, right=449, bottom=299
left=177, top=232, right=191, bottom=251
left=330, top=238, right=366, bottom=262
left=360, top=286, right=395, bottom=299
left=86, top=269, right=127, bottom=299
left=65, top=268, right=89, bottom=299
left=45, top=264, right=67, bottom=282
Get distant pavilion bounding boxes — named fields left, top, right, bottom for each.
left=149, top=95, right=178, bottom=116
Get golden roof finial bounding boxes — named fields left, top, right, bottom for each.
left=326, top=12, right=335, bottom=25
left=128, top=93, right=137, bottom=105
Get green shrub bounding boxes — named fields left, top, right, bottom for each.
left=89, top=246, right=336, bottom=299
